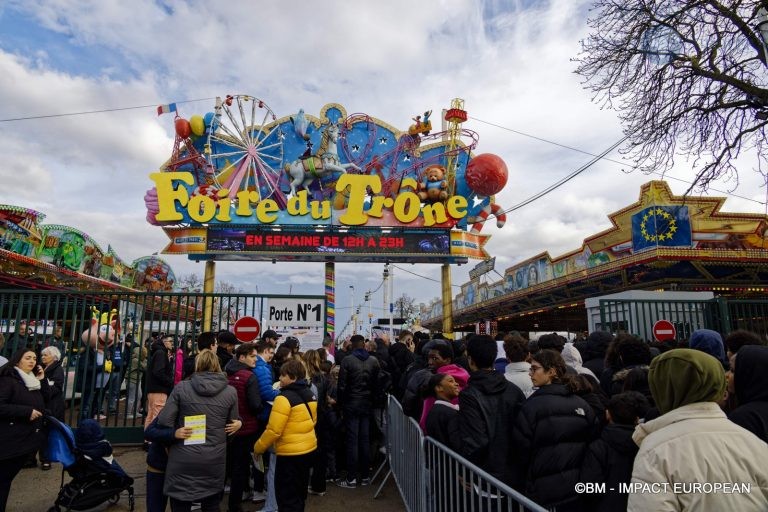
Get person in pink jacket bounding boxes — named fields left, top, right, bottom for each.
left=173, top=346, right=184, bottom=385
left=419, top=343, right=469, bottom=432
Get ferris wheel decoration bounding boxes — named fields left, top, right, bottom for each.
left=207, top=95, right=286, bottom=208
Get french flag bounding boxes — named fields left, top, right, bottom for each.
left=157, top=103, right=177, bottom=116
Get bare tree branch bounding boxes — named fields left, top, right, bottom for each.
left=576, top=0, right=768, bottom=190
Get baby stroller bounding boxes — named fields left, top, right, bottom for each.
left=45, top=416, right=135, bottom=512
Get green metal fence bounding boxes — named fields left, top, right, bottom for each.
left=597, top=297, right=768, bottom=342
left=0, top=290, right=324, bottom=443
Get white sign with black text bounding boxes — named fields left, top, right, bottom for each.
left=266, top=297, right=325, bottom=328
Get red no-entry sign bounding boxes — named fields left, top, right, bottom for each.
left=233, top=316, right=260, bottom=342
left=653, top=320, right=676, bottom=342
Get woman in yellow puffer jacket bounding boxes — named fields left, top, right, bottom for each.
left=254, top=359, right=318, bottom=512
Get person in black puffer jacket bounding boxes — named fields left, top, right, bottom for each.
left=0, top=348, right=51, bottom=511
left=513, top=349, right=597, bottom=511
left=337, top=335, right=380, bottom=487
left=41, top=346, right=65, bottom=420
left=581, top=391, right=650, bottom=512
left=39, top=346, right=66, bottom=470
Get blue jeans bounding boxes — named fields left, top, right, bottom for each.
left=107, top=369, right=125, bottom=411
left=344, top=410, right=371, bottom=481
left=80, top=384, right=106, bottom=420
left=126, top=379, right=142, bottom=417
left=262, top=451, right=278, bottom=512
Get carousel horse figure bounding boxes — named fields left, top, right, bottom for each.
left=285, top=123, right=361, bottom=196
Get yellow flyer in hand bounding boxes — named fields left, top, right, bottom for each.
left=184, top=415, right=206, bottom=445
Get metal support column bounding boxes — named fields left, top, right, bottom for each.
left=441, top=263, right=453, bottom=339
left=388, top=264, right=395, bottom=339
left=203, top=260, right=215, bottom=331
left=325, top=262, right=335, bottom=341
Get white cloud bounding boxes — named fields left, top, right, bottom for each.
left=0, top=0, right=765, bottom=335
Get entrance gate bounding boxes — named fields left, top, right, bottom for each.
left=597, top=297, right=768, bottom=342
left=0, top=290, right=325, bottom=443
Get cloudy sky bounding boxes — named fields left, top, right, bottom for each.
left=1, top=0, right=765, bottom=336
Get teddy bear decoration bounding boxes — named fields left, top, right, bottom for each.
left=418, top=165, right=449, bottom=203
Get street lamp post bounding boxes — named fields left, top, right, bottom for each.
left=366, top=291, right=372, bottom=336
left=388, top=264, right=394, bottom=339
left=349, top=285, right=356, bottom=335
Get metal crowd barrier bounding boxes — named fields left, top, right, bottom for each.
left=380, top=395, right=427, bottom=512
left=424, top=437, right=547, bottom=512
left=381, top=395, right=547, bottom=512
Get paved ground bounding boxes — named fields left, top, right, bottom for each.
left=9, top=447, right=406, bottom=511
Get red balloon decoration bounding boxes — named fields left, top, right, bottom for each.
left=175, top=118, right=192, bottom=138
left=465, top=153, right=508, bottom=196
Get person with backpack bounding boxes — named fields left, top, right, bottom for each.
left=253, top=359, right=317, bottom=512
left=459, top=335, right=525, bottom=495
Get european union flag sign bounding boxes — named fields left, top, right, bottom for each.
left=631, top=205, right=692, bottom=252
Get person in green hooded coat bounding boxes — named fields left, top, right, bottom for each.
left=628, top=349, right=768, bottom=512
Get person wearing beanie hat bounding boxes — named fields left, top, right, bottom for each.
left=688, top=328, right=727, bottom=368
left=628, top=349, right=768, bottom=511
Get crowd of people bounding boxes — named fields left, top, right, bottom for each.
left=403, top=329, right=768, bottom=511
left=134, top=328, right=394, bottom=512
left=1, top=321, right=768, bottom=512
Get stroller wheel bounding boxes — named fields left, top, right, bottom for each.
left=108, top=494, right=120, bottom=505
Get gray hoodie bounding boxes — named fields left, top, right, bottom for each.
left=158, top=371, right=239, bottom=500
